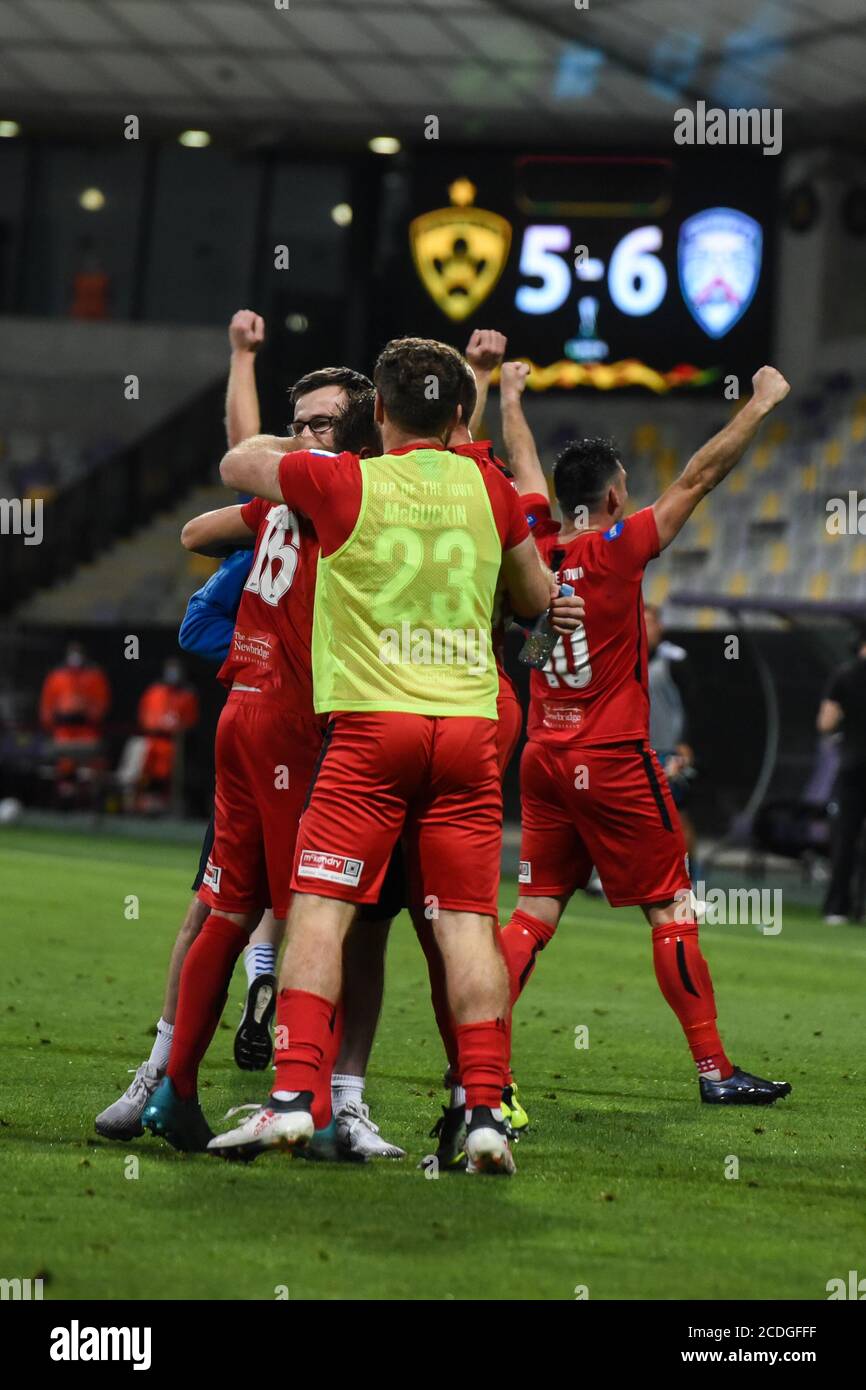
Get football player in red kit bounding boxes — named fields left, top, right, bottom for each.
left=499, top=360, right=794, bottom=1106
left=140, top=492, right=333, bottom=1149
left=206, top=336, right=569, bottom=1175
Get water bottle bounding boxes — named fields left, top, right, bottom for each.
left=518, top=584, right=575, bottom=669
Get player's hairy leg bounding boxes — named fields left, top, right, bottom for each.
left=433, top=911, right=508, bottom=1024
left=513, top=893, right=566, bottom=931
left=433, top=911, right=514, bottom=1174
left=160, top=896, right=210, bottom=1022
left=279, top=893, right=357, bottom=1001
left=337, top=916, right=389, bottom=1073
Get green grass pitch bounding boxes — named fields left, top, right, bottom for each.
left=1, top=824, right=864, bottom=1301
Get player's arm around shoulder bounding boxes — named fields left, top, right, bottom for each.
left=653, top=365, right=790, bottom=551
left=180, top=503, right=256, bottom=557
left=220, top=433, right=305, bottom=501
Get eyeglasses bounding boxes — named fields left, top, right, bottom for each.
left=289, top=415, right=338, bottom=438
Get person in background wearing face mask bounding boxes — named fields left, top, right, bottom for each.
left=135, top=658, right=200, bottom=810
left=40, top=641, right=111, bottom=747
left=39, top=641, right=111, bottom=803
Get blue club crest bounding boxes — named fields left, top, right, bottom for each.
left=678, top=208, right=762, bottom=339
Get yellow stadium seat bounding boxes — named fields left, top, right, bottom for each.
left=752, top=443, right=774, bottom=472
left=654, top=447, right=678, bottom=488
left=769, top=542, right=790, bottom=574
left=823, top=439, right=843, bottom=469
left=728, top=468, right=748, bottom=494
left=727, top=571, right=749, bottom=596
left=800, top=464, right=818, bottom=493
left=808, top=571, right=830, bottom=600
left=758, top=491, right=781, bottom=521
left=646, top=572, right=670, bottom=605
left=849, top=542, right=866, bottom=573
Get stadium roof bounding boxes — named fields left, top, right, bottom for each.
left=1, top=0, right=865, bottom=148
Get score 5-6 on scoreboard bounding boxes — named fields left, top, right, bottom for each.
left=378, top=152, right=776, bottom=394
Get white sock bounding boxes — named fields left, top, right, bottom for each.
left=450, top=1084, right=466, bottom=1108
left=243, top=941, right=276, bottom=988
left=272, top=1090, right=300, bottom=1103
left=331, top=1073, right=365, bottom=1109
left=148, top=1018, right=173, bottom=1072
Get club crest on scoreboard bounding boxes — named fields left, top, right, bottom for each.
left=677, top=207, right=762, bottom=339
left=410, top=178, right=512, bottom=322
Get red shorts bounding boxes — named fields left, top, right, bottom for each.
left=496, top=670, right=523, bottom=777
left=198, top=693, right=323, bottom=920
left=518, top=739, right=690, bottom=907
left=292, top=711, right=502, bottom=916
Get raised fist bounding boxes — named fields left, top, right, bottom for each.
left=229, top=310, right=265, bottom=353
left=465, top=328, right=507, bottom=373
left=751, top=365, right=789, bottom=409
left=500, top=359, right=531, bottom=398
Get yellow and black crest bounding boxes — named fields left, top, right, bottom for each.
left=409, top=179, right=512, bottom=322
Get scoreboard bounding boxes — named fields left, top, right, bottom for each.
left=373, top=152, right=776, bottom=393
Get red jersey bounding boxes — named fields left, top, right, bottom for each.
left=452, top=439, right=516, bottom=672
left=276, top=443, right=528, bottom=556
left=216, top=498, right=322, bottom=727
left=523, top=496, right=660, bottom=746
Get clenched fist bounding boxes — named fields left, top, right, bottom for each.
left=465, top=328, right=507, bottom=373
left=751, top=365, right=789, bottom=410
left=499, top=359, right=531, bottom=399
left=229, top=310, right=265, bottom=354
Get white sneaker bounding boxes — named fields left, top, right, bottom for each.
left=207, top=1102, right=313, bottom=1161
left=334, top=1100, right=406, bottom=1159
left=465, top=1125, right=516, bottom=1176
left=95, top=1061, right=162, bottom=1140
left=824, top=914, right=849, bottom=925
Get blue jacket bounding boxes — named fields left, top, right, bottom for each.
left=178, top=548, right=253, bottom=666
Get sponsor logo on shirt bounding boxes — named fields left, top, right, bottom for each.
left=297, top=850, right=364, bottom=887
left=562, top=567, right=584, bottom=582
left=232, top=630, right=273, bottom=665
left=526, top=513, right=537, bottom=527
left=518, top=860, right=532, bottom=883
left=203, top=859, right=222, bottom=892
left=603, top=521, right=624, bottom=541
left=542, top=701, right=583, bottom=728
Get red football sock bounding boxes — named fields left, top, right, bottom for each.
left=456, top=1018, right=509, bottom=1111
left=311, top=1000, right=344, bottom=1130
left=413, top=912, right=460, bottom=1080
left=500, top=909, right=558, bottom=1084
left=651, top=921, right=733, bottom=1077
left=500, top=908, right=558, bottom=1005
left=167, top=913, right=248, bottom=1101
left=272, top=988, right=337, bottom=1098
